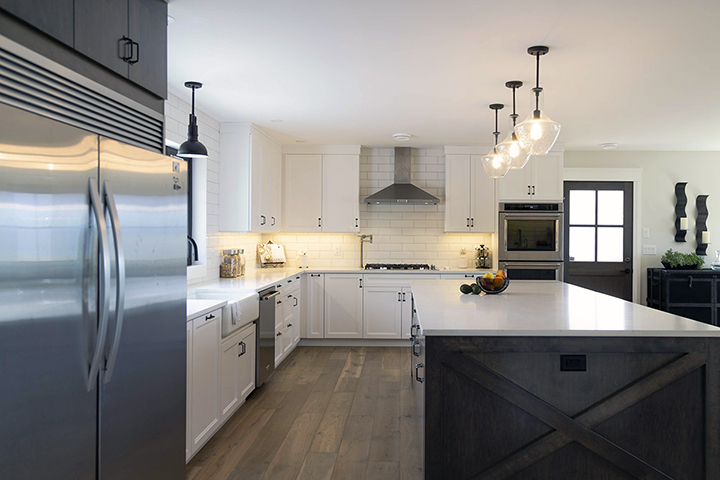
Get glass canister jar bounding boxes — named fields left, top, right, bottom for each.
left=220, top=249, right=246, bottom=278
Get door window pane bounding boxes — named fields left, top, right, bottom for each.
left=598, top=190, right=624, bottom=225
left=569, top=190, right=595, bottom=225
left=597, top=227, right=624, bottom=262
left=569, top=227, right=595, bottom=261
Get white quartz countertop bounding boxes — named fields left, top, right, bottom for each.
left=410, top=279, right=720, bottom=337
left=187, top=299, right=227, bottom=321
left=189, top=267, right=490, bottom=295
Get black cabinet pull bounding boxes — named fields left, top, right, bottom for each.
left=260, top=215, right=266, bottom=225
left=470, top=218, right=474, bottom=228
left=466, top=218, right=470, bottom=228
left=119, top=36, right=133, bottom=62
left=359, top=278, right=363, bottom=288
left=205, top=314, right=215, bottom=320
left=287, top=323, right=292, bottom=328
left=355, top=218, right=359, bottom=228
left=402, top=292, right=406, bottom=302
left=532, top=185, right=535, bottom=195
left=276, top=332, right=282, bottom=337
left=129, top=40, right=140, bottom=65
left=294, top=297, right=298, bottom=307
left=415, top=363, right=425, bottom=383
left=412, top=340, right=421, bottom=357
left=271, top=216, right=276, bottom=226
left=238, top=341, right=246, bottom=356
left=398, top=292, right=402, bottom=302
left=318, top=217, right=322, bottom=228
left=528, top=185, right=531, bottom=195
left=410, top=324, right=419, bottom=338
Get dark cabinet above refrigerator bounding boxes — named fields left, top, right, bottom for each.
left=0, top=0, right=167, bottom=101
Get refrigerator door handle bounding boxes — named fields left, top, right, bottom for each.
left=88, top=178, right=112, bottom=391
left=103, top=181, right=126, bottom=384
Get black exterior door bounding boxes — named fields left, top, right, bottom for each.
left=564, top=181, right=634, bottom=301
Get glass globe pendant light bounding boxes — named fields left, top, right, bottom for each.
left=495, top=80, right=530, bottom=169
left=514, top=46, right=561, bottom=155
left=178, top=81, right=209, bottom=159
left=481, top=104, right=510, bottom=178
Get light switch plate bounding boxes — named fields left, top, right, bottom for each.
left=643, top=228, right=650, bottom=238
left=642, top=245, right=657, bottom=255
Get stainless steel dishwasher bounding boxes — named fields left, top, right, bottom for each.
left=257, top=288, right=279, bottom=387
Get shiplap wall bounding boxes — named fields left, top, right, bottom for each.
left=165, top=93, right=262, bottom=286
left=266, top=148, right=493, bottom=268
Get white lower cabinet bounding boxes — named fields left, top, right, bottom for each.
left=363, top=285, right=402, bottom=339
left=189, top=309, right=221, bottom=456
left=275, top=287, right=301, bottom=367
left=324, top=274, right=363, bottom=338
left=187, top=308, right=256, bottom=463
left=219, top=323, right=257, bottom=423
left=304, top=273, right=325, bottom=338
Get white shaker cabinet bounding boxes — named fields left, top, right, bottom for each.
left=219, top=322, right=256, bottom=423
left=304, top=273, right=325, bottom=338
left=498, top=152, right=563, bottom=202
left=363, top=285, right=403, bottom=339
left=322, top=155, right=360, bottom=232
left=444, top=154, right=495, bottom=233
left=189, top=309, right=221, bottom=455
left=324, top=274, right=363, bottom=338
left=283, top=153, right=359, bottom=233
left=185, top=321, right=192, bottom=462
left=219, top=124, right=283, bottom=232
left=237, top=324, right=256, bottom=399
left=283, top=155, right=323, bottom=231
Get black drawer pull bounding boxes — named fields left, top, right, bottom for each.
left=205, top=314, right=215, bottom=320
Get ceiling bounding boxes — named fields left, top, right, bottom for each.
left=167, top=0, right=720, bottom=150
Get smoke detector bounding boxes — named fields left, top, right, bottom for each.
left=393, top=133, right=412, bottom=142
left=601, top=143, right=618, bottom=150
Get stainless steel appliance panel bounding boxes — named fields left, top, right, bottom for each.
left=0, top=103, right=99, bottom=479
left=498, top=205, right=564, bottom=262
left=98, top=138, right=186, bottom=480
left=499, top=261, right=564, bottom=281
left=257, top=289, right=279, bottom=387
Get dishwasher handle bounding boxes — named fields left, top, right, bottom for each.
left=260, top=290, right=280, bottom=301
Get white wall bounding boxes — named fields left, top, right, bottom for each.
left=564, top=150, right=720, bottom=302
left=268, top=147, right=493, bottom=268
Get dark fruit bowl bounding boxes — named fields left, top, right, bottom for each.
left=476, top=277, right=509, bottom=294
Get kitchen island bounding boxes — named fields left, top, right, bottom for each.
left=410, top=280, right=720, bottom=480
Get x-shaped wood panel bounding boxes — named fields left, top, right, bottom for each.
left=443, top=350, right=707, bottom=480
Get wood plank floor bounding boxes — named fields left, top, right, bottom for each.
left=186, top=347, right=423, bottom=480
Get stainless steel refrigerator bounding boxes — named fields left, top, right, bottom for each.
left=0, top=102, right=187, bottom=480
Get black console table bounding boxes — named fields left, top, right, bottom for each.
left=647, top=268, right=720, bottom=326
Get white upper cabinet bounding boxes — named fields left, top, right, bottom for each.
left=444, top=154, right=495, bottom=233
left=322, top=155, right=360, bottom=232
left=283, top=148, right=360, bottom=233
left=498, top=152, right=564, bottom=202
left=219, top=124, right=283, bottom=232
left=284, top=155, right=323, bottom=231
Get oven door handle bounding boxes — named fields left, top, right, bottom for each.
left=500, top=262, right=563, bottom=269
left=500, top=213, right=563, bottom=219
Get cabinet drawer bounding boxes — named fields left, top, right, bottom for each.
left=667, top=278, right=712, bottom=304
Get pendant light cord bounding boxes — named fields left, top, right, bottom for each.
left=512, top=86, right=518, bottom=127
left=493, top=108, right=500, bottom=146
left=533, top=53, right=542, bottom=115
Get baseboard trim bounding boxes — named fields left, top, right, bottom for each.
left=298, top=339, right=411, bottom=347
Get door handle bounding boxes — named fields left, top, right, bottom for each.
left=294, top=297, right=298, bottom=307
left=238, top=341, right=246, bottom=356
left=87, top=178, right=111, bottom=392
left=355, top=218, right=359, bottom=228
left=398, top=292, right=402, bottom=302
left=318, top=217, right=322, bottom=228
left=287, top=323, right=293, bottom=328
left=128, top=40, right=140, bottom=65
left=359, top=278, right=363, bottom=288
left=276, top=332, right=282, bottom=337
left=260, top=215, right=266, bottom=225
left=528, top=185, right=531, bottom=195
left=415, top=363, right=425, bottom=383
left=410, top=324, right=419, bottom=338
left=470, top=218, right=474, bottom=228
left=412, top=340, right=421, bottom=357
left=532, top=185, right=535, bottom=195
left=271, top=216, right=276, bottom=226
left=103, top=181, right=126, bottom=384
left=205, top=314, right=215, bottom=320
left=466, top=218, right=470, bottom=228
left=402, top=292, right=406, bottom=302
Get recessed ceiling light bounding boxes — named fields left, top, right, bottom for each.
left=393, top=133, right=411, bottom=141
left=601, top=143, right=618, bottom=150
left=271, top=119, right=283, bottom=123
left=295, top=140, right=305, bottom=143
left=167, top=15, right=175, bottom=25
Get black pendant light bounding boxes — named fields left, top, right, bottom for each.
left=178, top=81, right=208, bottom=159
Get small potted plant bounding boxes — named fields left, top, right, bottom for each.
left=661, top=249, right=704, bottom=270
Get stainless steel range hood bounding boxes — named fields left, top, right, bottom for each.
left=364, top=147, right=440, bottom=204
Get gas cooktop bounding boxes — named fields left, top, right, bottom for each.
left=364, top=263, right=434, bottom=270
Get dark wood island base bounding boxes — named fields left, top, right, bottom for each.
left=424, top=336, right=720, bottom=480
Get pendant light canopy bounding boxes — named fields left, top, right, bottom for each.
left=481, top=104, right=510, bottom=178
left=496, top=80, right=531, bottom=169
left=514, top=46, right=560, bottom=156
left=178, top=81, right=208, bottom=159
